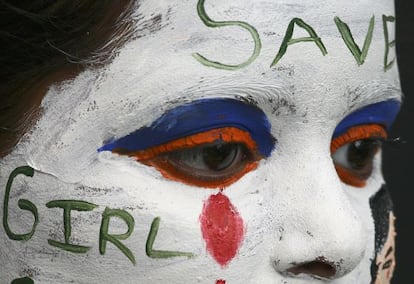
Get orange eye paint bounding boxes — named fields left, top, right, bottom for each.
left=114, top=127, right=262, bottom=188
left=331, top=124, right=387, bottom=153
left=331, top=124, right=387, bottom=187
left=114, top=127, right=258, bottom=161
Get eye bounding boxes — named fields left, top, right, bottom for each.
left=114, top=127, right=263, bottom=188
left=98, top=99, right=276, bottom=187
left=147, top=141, right=258, bottom=188
left=332, top=138, right=382, bottom=181
left=331, top=124, right=387, bottom=187
left=168, top=142, right=245, bottom=172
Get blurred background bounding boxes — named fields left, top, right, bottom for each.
left=383, top=0, right=413, bottom=283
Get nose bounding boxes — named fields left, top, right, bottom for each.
left=266, top=141, right=367, bottom=280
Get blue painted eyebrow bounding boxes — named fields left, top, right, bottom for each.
left=98, top=98, right=275, bottom=157
left=333, top=99, right=401, bottom=138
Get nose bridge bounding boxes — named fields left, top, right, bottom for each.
left=266, top=138, right=367, bottom=278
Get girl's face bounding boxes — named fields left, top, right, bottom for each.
left=0, top=0, right=401, bottom=283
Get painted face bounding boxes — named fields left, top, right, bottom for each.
left=0, top=0, right=402, bottom=283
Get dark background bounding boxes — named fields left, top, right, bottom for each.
left=384, top=1, right=413, bottom=283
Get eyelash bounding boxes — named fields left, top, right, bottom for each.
left=113, top=127, right=262, bottom=188
left=330, top=124, right=387, bottom=187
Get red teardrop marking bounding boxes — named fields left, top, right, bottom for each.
left=200, top=192, right=245, bottom=267
left=215, top=280, right=226, bottom=284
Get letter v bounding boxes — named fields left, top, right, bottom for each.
left=335, top=16, right=375, bottom=65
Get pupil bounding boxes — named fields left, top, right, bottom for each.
left=202, top=143, right=238, bottom=171
left=348, top=139, right=380, bottom=170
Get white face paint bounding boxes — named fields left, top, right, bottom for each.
left=0, top=0, right=402, bottom=283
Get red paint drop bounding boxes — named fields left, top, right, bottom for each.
left=215, top=280, right=226, bottom=284
left=200, top=192, right=244, bottom=267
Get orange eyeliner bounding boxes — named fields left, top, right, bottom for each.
left=114, top=127, right=259, bottom=161
left=331, top=124, right=387, bottom=153
left=147, top=159, right=259, bottom=188
left=113, top=127, right=261, bottom=188
left=334, top=166, right=366, bottom=187
left=331, top=124, right=387, bottom=187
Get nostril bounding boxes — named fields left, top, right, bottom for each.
left=287, top=258, right=337, bottom=279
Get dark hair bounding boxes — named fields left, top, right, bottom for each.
left=0, top=0, right=134, bottom=157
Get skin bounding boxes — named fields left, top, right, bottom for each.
left=0, top=0, right=401, bottom=283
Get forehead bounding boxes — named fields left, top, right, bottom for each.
left=88, top=0, right=400, bottom=127
left=106, top=0, right=399, bottom=98
left=24, top=0, right=401, bottom=181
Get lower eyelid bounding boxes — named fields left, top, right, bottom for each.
left=334, top=165, right=368, bottom=187
left=146, top=156, right=259, bottom=188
